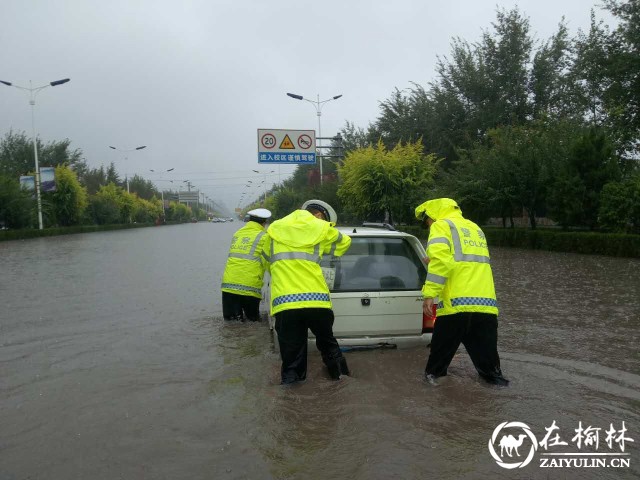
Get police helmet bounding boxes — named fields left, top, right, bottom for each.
left=301, top=199, right=337, bottom=224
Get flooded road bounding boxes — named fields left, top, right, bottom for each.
left=1, top=223, right=638, bottom=479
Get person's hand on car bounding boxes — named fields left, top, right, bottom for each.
left=423, top=298, right=435, bottom=318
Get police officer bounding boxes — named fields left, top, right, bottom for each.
left=266, top=200, right=351, bottom=384
left=415, top=198, right=509, bottom=385
left=221, top=208, right=271, bottom=321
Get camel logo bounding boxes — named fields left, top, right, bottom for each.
left=488, top=421, right=538, bottom=469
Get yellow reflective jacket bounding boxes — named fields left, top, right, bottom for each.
left=416, top=198, right=498, bottom=316
left=221, top=221, right=269, bottom=299
left=265, top=210, right=351, bottom=315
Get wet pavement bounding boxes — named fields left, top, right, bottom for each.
left=1, top=223, right=638, bottom=479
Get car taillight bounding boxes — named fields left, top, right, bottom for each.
left=422, top=304, right=437, bottom=333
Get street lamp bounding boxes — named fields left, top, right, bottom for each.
left=1, top=78, right=71, bottom=229
left=252, top=169, right=275, bottom=205
left=108, top=145, right=147, bottom=193
left=149, top=168, right=174, bottom=217
left=286, top=92, right=342, bottom=185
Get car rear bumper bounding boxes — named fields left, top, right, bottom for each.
left=332, top=333, right=432, bottom=349
left=267, top=315, right=431, bottom=349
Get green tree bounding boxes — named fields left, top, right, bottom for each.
left=105, top=163, right=121, bottom=186
left=339, top=121, right=373, bottom=153
left=268, top=186, right=303, bottom=220
left=549, top=128, right=620, bottom=230
left=338, top=139, right=439, bottom=224
left=375, top=88, right=424, bottom=147
left=51, top=165, right=88, bottom=226
left=91, top=183, right=122, bottom=224
left=595, top=0, right=640, bottom=157
left=81, top=165, right=107, bottom=195
left=166, top=201, right=191, bottom=222
left=481, top=7, right=534, bottom=125
left=87, top=195, right=120, bottom=225
left=599, top=172, right=640, bottom=234
left=452, top=122, right=570, bottom=229
left=0, top=175, right=33, bottom=228
left=442, top=146, right=518, bottom=227
left=92, top=183, right=134, bottom=224
left=0, top=130, right=86, bottom=179
left=571, top=13, right=614, bottom=127
left=128, top=174, right=159, bottom=200
left=530, top=21, right=575, bottom=119
left=425, top=8, right=535, bottom=150
left=132, top=196, right=162, bottom=223
left=0, top=130, right=34, bottom=178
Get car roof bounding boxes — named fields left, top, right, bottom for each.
left=336, top=225, right=417, bottom=238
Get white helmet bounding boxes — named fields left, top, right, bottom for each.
left=302, top=199, right=337, bottom=224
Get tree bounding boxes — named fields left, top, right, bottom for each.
left=530, top=21, right=575, bottom=119
left=81, top=165, right=107, bottom=195
left=452, top=122, right=566, bottom=229
left=543, top=126, right=620, bottom=229
left=571, top=13, right=615, bottom=127
left=105, top=162, right=121, bottom=186
left=599, top=173, right=640, bottom=234
left=427, top=8, right=535, bottom=148
left=339, top=121, right=373, bottom=153
left=0, top=175, right=33, bottom=228
left=375, top=89, right=424, bottom=147
left=87, top=196, right=119, bottom=225
left=166, top=201, right=192, bottom=223
left=602, top=0, right=640, bottom=156
left=442, top=146, right=518, bottom=227
left=338, top=139, right=440, bottom=224
left=128, top=174, right=159, bottom=200
left=132, top=197, right=161, bottom=223
left=51, top=166, right=88, bottom=226
left=0, top=130, right=86, bottom=179
left=0, top=130, right=35, bottom=178
left=92, top=183, right=134, bottom=224
left=268, top=187, right=303, bottom=220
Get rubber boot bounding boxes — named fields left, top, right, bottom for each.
left=327, top=362, right=341, bottom=380
left=339, top=357, right=350, bottom=376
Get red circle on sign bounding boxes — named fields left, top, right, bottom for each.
left=261, top=133, right=276, bottom=149
left=298, top=134, right=313, bottom=150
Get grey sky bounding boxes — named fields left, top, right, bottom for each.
left=1, top=0, right=613, bottom=213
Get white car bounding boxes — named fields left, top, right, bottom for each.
left=267, top=223, right=434, bottom=349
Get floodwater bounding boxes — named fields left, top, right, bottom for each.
left=1, top=223, right=638, bottom=480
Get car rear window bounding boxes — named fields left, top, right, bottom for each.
left=321, top=236, right=427, bottom=292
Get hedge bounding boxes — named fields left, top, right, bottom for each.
left=398, top=225, right=640, bottom=258
left=0, top=222, right=155, bottom=242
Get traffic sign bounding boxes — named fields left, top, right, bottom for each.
left=257, top=129, right=316, bottom=164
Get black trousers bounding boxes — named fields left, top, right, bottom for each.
left=275, top=308, right=349, bottom=384
left=222, top=291, right=261, bottom=321
left=426, top=312, right=508, bottom=385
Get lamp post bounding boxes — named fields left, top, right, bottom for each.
left=252, top=169, right=274, bottom=206
left=149, top=167, right=174, bottom=217
left=108, top=145, right=147, bottom=193
left=286, top=92, right=342, bottom=185
left=1, top=78, right=71, bottom=229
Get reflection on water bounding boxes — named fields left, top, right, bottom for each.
left=1, top=225, right=638, bottom=479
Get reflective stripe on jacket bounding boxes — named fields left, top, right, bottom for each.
left=419, top=198, right=498, bottom=316
left=221, top=221, right=269, bottom=298
left=265, top=210, right=351, bottom=315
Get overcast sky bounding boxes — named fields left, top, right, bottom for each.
left=1, top=0, right=614, bottom=214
